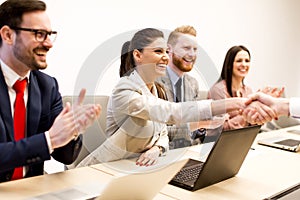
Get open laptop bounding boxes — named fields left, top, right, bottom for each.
left=258, top=136, right=300, bottom=152
left=169, top=125, right=261, bottom=191
left=29, top=159, right=188, bottom=200
left=92, top=159, right=188, bottom=200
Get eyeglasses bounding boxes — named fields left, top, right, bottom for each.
left=10, top=27, right=57, bottom=43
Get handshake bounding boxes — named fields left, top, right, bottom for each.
left=242, top=92, right=290, bottom=125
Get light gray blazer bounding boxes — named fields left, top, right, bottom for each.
left=78, top=70, right=212, bottom=166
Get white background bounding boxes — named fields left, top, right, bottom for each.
left=3, top=0, right=300, bottom=97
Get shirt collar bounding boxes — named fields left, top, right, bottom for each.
left=0, top=59, right=30, bottom=88
left=167, top=66, right=182, bottom=86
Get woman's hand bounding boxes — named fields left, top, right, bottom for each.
left=136, top=146, right=160, bottom=166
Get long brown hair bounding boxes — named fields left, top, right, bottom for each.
left=155, top=82, right=167, bottom=100
left=218, top=45, right=251, bottom=97
left=119, top=28, right=167, bottom=100
left=119, top=28, right=164, bottom=77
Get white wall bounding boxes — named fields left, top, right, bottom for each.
left=4, top=0, right=300, bottom=97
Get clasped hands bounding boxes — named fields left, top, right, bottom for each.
left=242, top=92, right=288, bottom=125
left=49, top=89, right=102, bottom=149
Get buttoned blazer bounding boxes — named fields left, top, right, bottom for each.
left=0, top=68, right=82, bottom=182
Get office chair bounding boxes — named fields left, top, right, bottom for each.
left=63, top=95, right=109, bottom=169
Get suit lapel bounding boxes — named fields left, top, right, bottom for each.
left=26, top=73, right=41, bottom=136
left=158, top=73, right=175, bottom=102
left=183, top=75, right=190, bottom=101
left=183, top=75, right=195, bottom=101
left=0, top=67, right=14, bottom=141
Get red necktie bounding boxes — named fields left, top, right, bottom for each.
left=12, top=79, right=27, bottom=180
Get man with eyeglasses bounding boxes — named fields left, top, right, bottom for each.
left=0, top=0, right=101, bottom=182
left=9, top=27, right=57, bottom=44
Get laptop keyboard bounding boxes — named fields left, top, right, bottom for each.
left=172, top=161, right=204, bottom=183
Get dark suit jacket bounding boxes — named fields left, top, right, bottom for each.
left=0, top=68, right=82, bottom=182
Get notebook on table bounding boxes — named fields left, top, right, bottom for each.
left=258, top=136, right=300, bottom=152
left=169, top=125, right=261, bottom=191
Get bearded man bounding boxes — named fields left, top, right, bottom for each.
left=157, top=25, right=207, bottom=149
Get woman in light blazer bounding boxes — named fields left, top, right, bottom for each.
left=78, top=29, right=276, bottom=167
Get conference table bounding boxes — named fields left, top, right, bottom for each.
left=159, top=126, right=300, bottom=200
left=1, top=125, right=300, bottom=199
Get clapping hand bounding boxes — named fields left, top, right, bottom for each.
left=72, top=89, right=102, bottom=136
left=49, top=89, right=101, bottom=149
left=258, top=86, right=284, bottom=98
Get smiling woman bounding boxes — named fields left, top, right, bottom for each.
left=208, top=45, right=284, bottom=130
left=208, top=46, right=254, bottom=130
left=78, top=28, right=171, bottom=168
